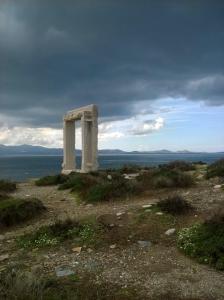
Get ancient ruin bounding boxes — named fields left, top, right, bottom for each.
left=62, top=104, right=98, bottom=174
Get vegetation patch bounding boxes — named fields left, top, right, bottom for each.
left=0, top=198, right=46, bottom=227
left=160, top=160, right=195, bottom=172
left=17, top=218, right=102, bottom=249
left=0, top=180, right=16, bottom=193
left=177, top=211, right=224, bottom=270
left=157, top=196, right=193, bottom=215
left=85, top=177, right=141, bottom=203
left=0, top=269, right=142, bottom=300
left=138, top=168, right=195, bottom=189
left=35, top=174, right=68, bottom=186
left=206, top=158, right=224, bottom=178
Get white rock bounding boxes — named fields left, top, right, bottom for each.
left=214, top=185, right=222, bottom=189
left=165, top=228, right=176, bottom=236
left=0, top=254, right=9, bottom=262
left=137, top=240, right=151, bottom=248
left=156, top=212, right=163, bottom=215
left=110, top=244, right=116, bottom=249
left=116, top=212, right=125, bottom=216
left=107, top=174, right=112, bottom=180
left=142, top=204, right=152, bottom=209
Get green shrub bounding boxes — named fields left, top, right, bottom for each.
left=58, top=174, right=97, bottom=192
left=177, top=211, right=224, bottom=270
left=206, top=158, right=224, bottom=178
left=138, top=169, right=194, bottom=189
left=35, top=174, right=68, bottom=186
left=0, top=180, right=16, bottom=192
left=0, top=198, right=46, bottom=227
left=0, top=192, right=10, bottom=201
left=120, top=164, right=141, bottom=174
left=85, top=177, right=141, bottom=203
left=160, top=160, right=195, bottom=172
left=157, top=195, right=193, bottom=215
left=86, top=183, right=113, bottom=202
left=17, top=218, right=99, bottom=249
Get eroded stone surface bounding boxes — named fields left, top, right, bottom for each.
left=62, top=104, right=98, bottom=174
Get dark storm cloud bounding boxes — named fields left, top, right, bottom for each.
left=0, top=0, right=224, bottom=127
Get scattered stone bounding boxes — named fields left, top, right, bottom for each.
left=142, top=204, right=152, bottom=209
left=116, top=212, right=125, bottom=217
left=72, top=247, right=82, bottom=254
left=25, top=194, right=30, bottom=197
left=110, top=244, right=117, bottom=249
left=156, top=212, right=164, bottom=215
left=107, top=174, right=112, bottom=180
left=165, top=228, right=176, bottom=236
left=0, top=254, right=9, bottom=262
left=197, top=174, right=204, bottom=180
left=55, top=266, right=75, bottom=277
left=214, top=185, right=222, bottom=189
left=87, top=248, right=93, bottom=253
left=145, top=209, right=151, bottom=213
left=123, top=173, right=139, bottom=180
left=137, top=240, right=151, bottom=248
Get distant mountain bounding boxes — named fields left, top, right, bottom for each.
left=0, top=144, right=223, bottom=156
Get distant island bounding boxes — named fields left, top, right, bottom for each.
left=0, top=144, right=223, bottom=156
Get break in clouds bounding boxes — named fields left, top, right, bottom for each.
left=0, top=0, right=224, bottom=145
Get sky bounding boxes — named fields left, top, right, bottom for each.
left=0, top=0, right=224, bottom=152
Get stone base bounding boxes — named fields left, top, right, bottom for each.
left=61, top=169, right=76, bottom=175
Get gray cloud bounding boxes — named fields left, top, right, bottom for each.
left=0, top=0, right=224, bottom=127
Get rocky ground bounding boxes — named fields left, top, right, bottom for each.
left=0, top=172, right=224, bottom=299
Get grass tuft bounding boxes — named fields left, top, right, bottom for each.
left=157, top=195, right=193, bottom=215
left=0, top=198, right=46, bottom=227
left=138, top=168, right=195, bottom=189
left=35, top=174, right=68, bottom=186
left=0, top=179, right=16, bottom=192
left=160, top=160, right=195, bottom=172
left=17, top=218, right=101, bottom=249
left=206, top=158, right=224, bottom=179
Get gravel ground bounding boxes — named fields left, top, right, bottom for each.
left=1, top=176, right=224, bottom=299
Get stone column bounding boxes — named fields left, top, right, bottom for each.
left=91, top=111, right=98, bottom=171
left=62, top=120, right=75, bottom=174
left=81, top=113, right=92, bottom=173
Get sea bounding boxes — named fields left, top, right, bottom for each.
left=0, top=153, right=223, bottom=182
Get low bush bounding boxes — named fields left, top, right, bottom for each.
left=86, top=176, right=141, bottom=203
left=206, top=158, right=224, bottom=178
left=0, top=180, right=16, bottom=192
left=17, top=218, right=100, bottom=249
left=138, top=169, right=195, bottom=189
left=157, top=195, right=193, bottom=215
left=177, top=210, right=224, bottom=270
left=0, top=269, right=141, bottom=300
left=58, top=173, right=97, bottom=193
left=120, top=164, right=141, bottom=174
left=160, top=160, right=195, bottom=172
left=35, top=174, right=68, bottom=186
left=193, top=161, right=207, bottom=165
left=0, top=198, right=46, bottom=227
